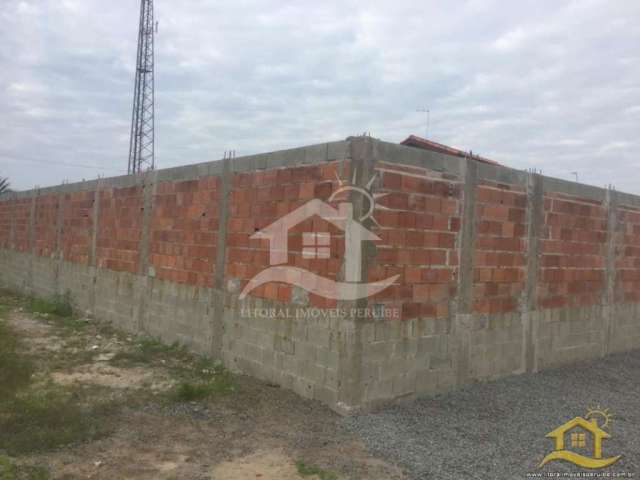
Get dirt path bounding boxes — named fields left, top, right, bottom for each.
left=0, top=294, right=404, bottom=480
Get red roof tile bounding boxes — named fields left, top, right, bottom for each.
left=400, top=135, right=502, bottom=166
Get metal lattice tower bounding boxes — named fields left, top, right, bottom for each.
left=128, top=0, right=155, bottom=174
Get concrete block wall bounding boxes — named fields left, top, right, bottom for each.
left=1, top=136, right=640, bottom=413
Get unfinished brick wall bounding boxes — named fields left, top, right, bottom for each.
left=2, top=138, right=640, bottom=412
left=97, top=186, right=143, bottom=273
left=61, top=191, right=94, bottom=265
left=34, top=194, right=59, bottom=257
left=369, top=162, right=461, bottom=320
left=12, top=197, right=32, bottom=252
left=0, top=158, right=634, bottom=317
left=0, top=198, right=11, bottom=249
left=1, top=158, right=631, bottom=317
left=150, top=177, right=220, bottom=287
left=539, top=193, right=607, bottom=309
left=616, top=204, right=640, bottom=303
left=225, top=161, right=347, bottom=308
left=473, top=182, right=527, bottom=314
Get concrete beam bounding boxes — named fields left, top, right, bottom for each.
left=15, top=141, right=350, bottom=199
left=373, top=139, right=465, bottom=178
left=542, top=175, right=606, bottom=202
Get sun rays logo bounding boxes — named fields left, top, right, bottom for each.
left=239, top=170, right=398, bottom=301
left=539, top=406, right=622, bottom=470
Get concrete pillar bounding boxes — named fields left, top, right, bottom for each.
left=335, top=136, right=376, bottom=412
left=603, top=187, right=618, bottom=356
left=138, top=172, right=157, bottom=277
left=54, top=191, right=66, bottom=296
left=522, top=172, right=543, bottom=373
left=137, top=171, right=158, bottom=332
left=28, top=192, right=38, bottom=254
left=26, top=191, right=38, bottom=294
left=89, top=181, right=102, bottom=268
left=8, top=192, right=17, bottom=249
left=211, top=156, right=231, bottom=358
left=88, top=179, right=103, bottom=315
left=453, top=157, right=478, bottom=386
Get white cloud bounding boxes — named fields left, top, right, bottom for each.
left=492, top=27, right=528, bottom=52
left=0, top=0, right=639, bottom=193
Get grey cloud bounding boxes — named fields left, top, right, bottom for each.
left=0, top=0, right=638, bottom=193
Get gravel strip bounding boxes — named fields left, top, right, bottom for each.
left=344, top=350, right=640, bottom=479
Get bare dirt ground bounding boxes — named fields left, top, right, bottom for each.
left=8, top=289, right=638, bottom=480
left=0, top=291, right=404, bottom=480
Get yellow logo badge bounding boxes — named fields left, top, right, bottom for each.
left=539, top=407, right=622, bottom=469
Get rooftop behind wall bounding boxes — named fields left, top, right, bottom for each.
left=1, top=136, right=639, bottom=412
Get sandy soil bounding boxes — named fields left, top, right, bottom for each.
left=4, top=308, right=405, bottom=480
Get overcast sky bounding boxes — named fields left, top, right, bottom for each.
left=1, top=0, right=638, bottom=193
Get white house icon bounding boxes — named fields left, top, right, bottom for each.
left=251, top=198, right=380, bottom=283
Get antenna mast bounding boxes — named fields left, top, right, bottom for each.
left=128, top=0, right=155, bottom=174
left=416, top=107, right=430, bottom=138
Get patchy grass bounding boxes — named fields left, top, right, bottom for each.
left=109, top=334, right=235, bottom=402
left=0, top=290, right=22, bottom=310
left=168, top=357, right=234, bottom=402
left=0, top=295, right=114, bottom=456
left=26, top=294, right=91, bottom=335
left=0, top=384, right=114, bottom=456
left=111, top=337, right=188, bottom=366
left=0, top=455, right=50, bottom=480
left=295, top=461, right=338, bottom=480
left=0, top=288, right=235, bottom=463
left=0, top=321, right=34, bottom=401
left=171, top=382, right=217, bottom=402
left=171, top=374, right=233, bottom=402
left=27, top=293, right=73, bottom=319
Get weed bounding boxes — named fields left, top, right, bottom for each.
left=111, top=337, right=187, bottom=366
left=28, top=292, right=73, bottom=319
left=0, top=290, right=22, bottom=310
left=295, top=461, right=338, bottom=480
left=0, top=293, right=116, bottom=457
left=0, top=455, right=50, bottom=480
left=169, top=362, right=234, bottom=402
left=171, top=382, right=215, bottom=401
left=0, top=385, right=112, bottom=456
left=0, top=456, right=15, bottom=480
left=0, top=322, right=34, bottom=401
left=110, top=335, right=234, bottom=402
